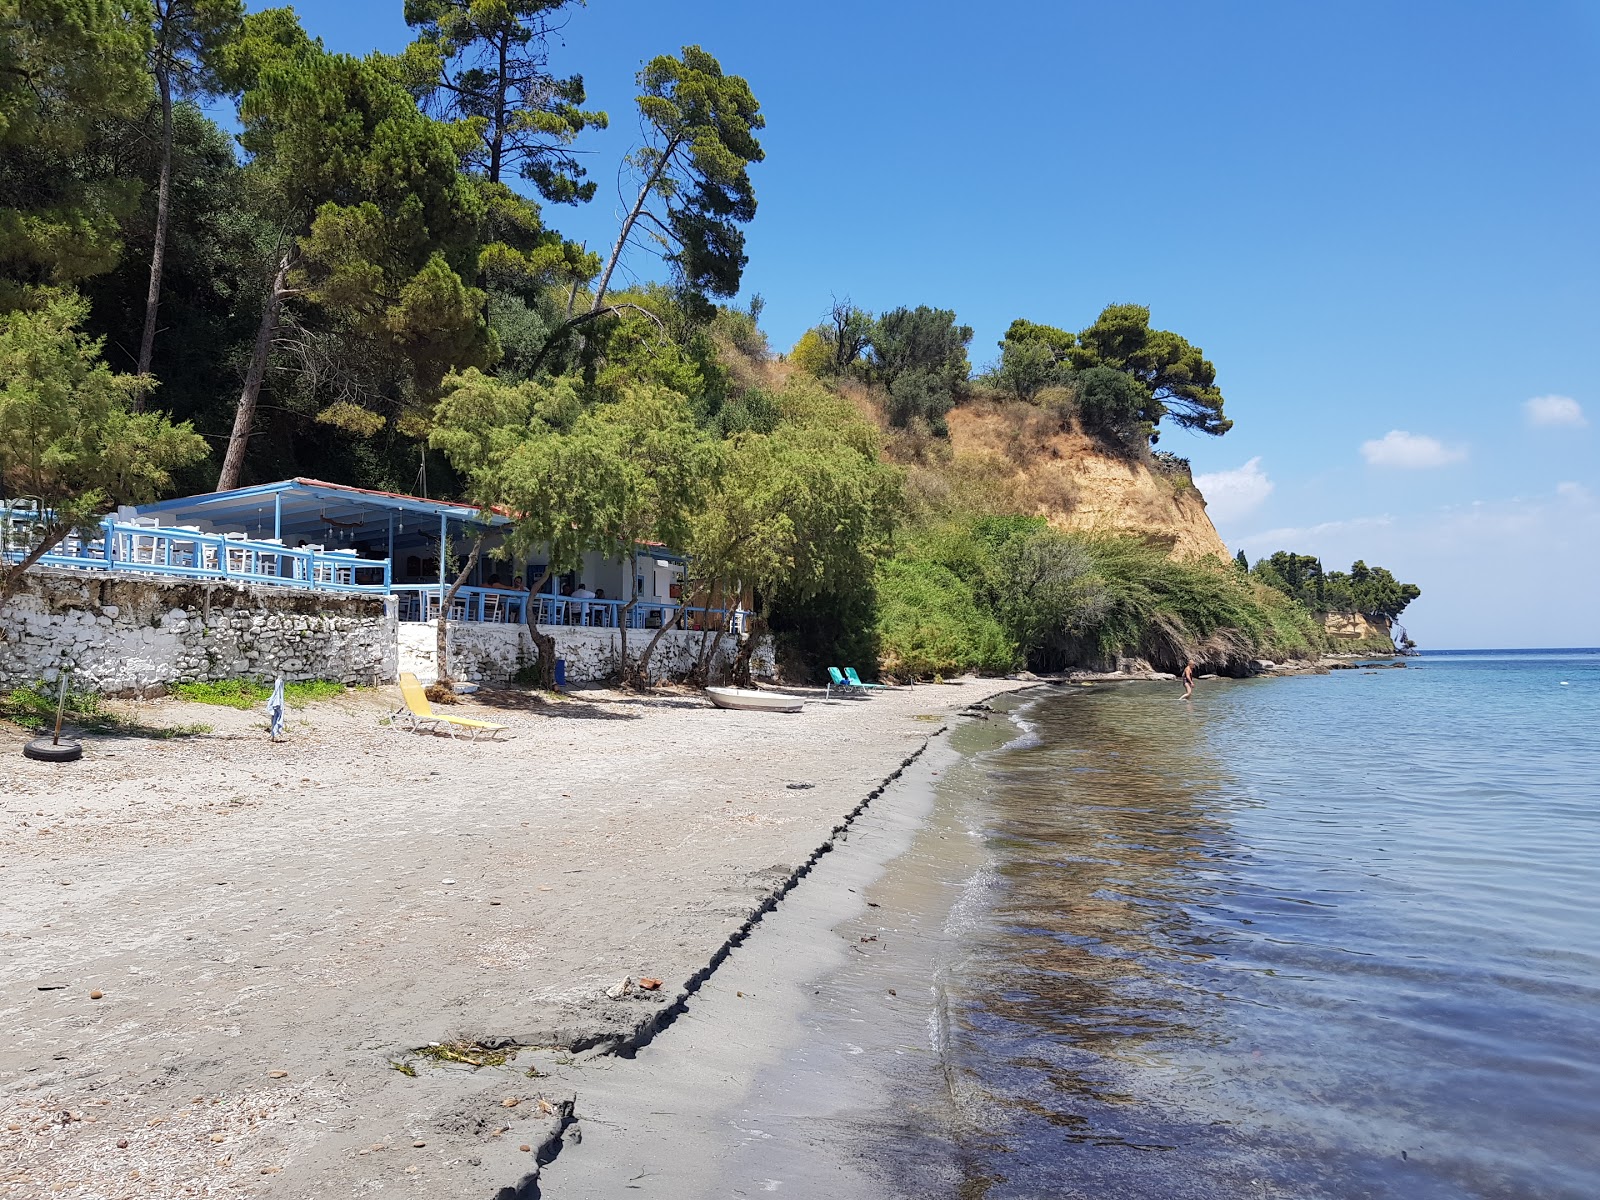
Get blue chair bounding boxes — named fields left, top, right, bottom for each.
left=826, top=667, right=864, bottom=698
left=844, top=667, right=887, bottom=690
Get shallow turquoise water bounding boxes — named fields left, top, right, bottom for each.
left=945, top=651, right=1600, bottom=1199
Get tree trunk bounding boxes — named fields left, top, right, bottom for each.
left=700, top=627, right=728, bottom=686
left=218, top=250, right=294, bottom=490
left=590, top=138, right=679, bottom=312
left=135, top=67, right=174, bottom=391
left=488, top=32, right=508, bottom=184
left=689, top=579, right=720, bottom=682
left=731, top=611, right=768, bottom=688
left=632, top=578, right=706, bottom=688
left=616, top=546, right=639, bottom=685
left=0, top=522, right=72, bottom=601
left=518, top=567, right=559, bottom=690
left=434, top=534, right=484, bottom=686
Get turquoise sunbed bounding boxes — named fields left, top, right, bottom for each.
left=826, top=666, right=864, bottom=698
left=844, top=667, right=887, bottom=690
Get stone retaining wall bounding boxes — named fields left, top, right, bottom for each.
left=396, top=620, right=773, bottom=685
left=0, top=569, right=396, bottom=695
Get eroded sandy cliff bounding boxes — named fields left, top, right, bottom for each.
left=939, top=402, right=1231, bottom=561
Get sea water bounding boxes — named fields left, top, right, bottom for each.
left=920, top=650, right=1600, bottom=1199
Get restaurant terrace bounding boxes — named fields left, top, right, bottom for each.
left=3, top=479, right=746, bottom=633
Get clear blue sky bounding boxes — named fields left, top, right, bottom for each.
left=286, top=0, right=1598, bottom=648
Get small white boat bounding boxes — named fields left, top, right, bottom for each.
left=706, top=686, right=805, bottom=714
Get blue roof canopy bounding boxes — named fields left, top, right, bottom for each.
left=134, top=478, right=506, bottom=539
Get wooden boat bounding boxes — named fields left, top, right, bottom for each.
left=706, top=686, right=805, bottom=714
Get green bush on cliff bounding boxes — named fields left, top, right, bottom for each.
left=874, top=519, right=1334, bottom=677
left=874, top=556, right=1017, bottom=679
left=1070, top=538, right=1331, bottom=669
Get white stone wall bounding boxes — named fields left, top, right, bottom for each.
left=396, top=620, right=774, bottom=686
left=0, top=569, right=773, bottom=695
left=0, top=570, right=397, bottom=695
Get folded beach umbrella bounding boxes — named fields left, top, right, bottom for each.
left=267, top=677, right=286, bottom=742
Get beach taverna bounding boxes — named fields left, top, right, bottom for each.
left=0, top=480, right=760, bottom=692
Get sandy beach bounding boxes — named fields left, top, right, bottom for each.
left=1, top=676, right=1032, bottom=1198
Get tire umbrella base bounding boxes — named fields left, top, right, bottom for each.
left=24, top=737, right=82, bottom=763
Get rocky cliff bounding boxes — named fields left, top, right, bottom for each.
left=1322, top=610, right=1397, bottom=652
left=938, top=401, right=1232, bottom=561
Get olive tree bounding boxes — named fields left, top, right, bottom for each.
left=0, top=293, right=207, bottom=597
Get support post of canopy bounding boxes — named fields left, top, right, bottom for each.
left=273, top=491, right=281, bottom=540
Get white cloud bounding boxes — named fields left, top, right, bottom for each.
left=1524, top=394, right=1587, bottom=428
left=1234, top=515, right=1395, bottom=555
left=1556, top=481, right=1594, bottom=503
left=1193, top=456, right=1274, bottom=523
left=1360, top=430, right=1468, bottom=469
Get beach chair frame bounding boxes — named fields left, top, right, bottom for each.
left=825, top=666, right=865, bottom=698
left=385, top=672, right=511, bottom=742
left=843, top=667, right=888, bottom=691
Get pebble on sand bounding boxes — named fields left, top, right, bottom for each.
left=267, top=1070, right=288, bottom=1078
left=89, top=990, right=103, bottom=999
left=519, top=1144, right=532, bottom=1153
left=501, top=1097, right=519, bottom=1108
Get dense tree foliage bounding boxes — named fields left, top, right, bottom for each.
left=1069, top=304, right=1230, bottom=438
left=404, top=0, right=606, bottom=200
left=0, top=293, right=206, bottom=594
left=0, top=0, right=151, bottom=309
left=866, top=305, right=972, bottom=434
left=988, top=304, right=1231, bottom=447
left=1250, top=551, right=1421, bottom=620
left=136, top=0, right=243, bottom=380
left=591, top=45, right=764, bottom=311
left=693, top=380, right=898, bottom=682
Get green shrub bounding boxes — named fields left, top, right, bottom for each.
left=1075, top=366, right=1153, bottom=448
left=1073, top=537, right=1332, bottom=669
left=874, top=556, right=1017, bottom=679
left=0, top=678, right=103, bottom=727
left=0, top=679, right=211, bottom=738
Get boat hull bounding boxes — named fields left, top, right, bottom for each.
left=706, top=687, right=805, bottom=714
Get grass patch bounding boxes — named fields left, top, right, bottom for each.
left=1, top=679, right=105, bottom=727
left=0, top=680, right=210, bottom=739
left=387, top=1059, right=418, bottom=1078
left=171, top=678, right=353, bottom=709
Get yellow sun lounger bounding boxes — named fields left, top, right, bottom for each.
left=387, top=671, right=510, bottom=742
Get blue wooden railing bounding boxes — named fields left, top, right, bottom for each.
left=7, top=520, right=390, bottom=593
left=392, top=585, right=747, bottom=632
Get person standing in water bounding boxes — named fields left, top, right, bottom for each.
left=1182, top=660, right=1196, bottom=699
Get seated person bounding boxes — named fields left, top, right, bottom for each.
left=487, top=572, right=503, bottom=588
left=594, top=588, right=607, bottom=600
left=572, top=582, right=596, bottom=599
left=512, top=574, right=525, bottom=591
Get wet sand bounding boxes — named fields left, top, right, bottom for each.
left=0, top=676, right=1031, bottom=1197
left=534, top=697, right=1030, bottom=1199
